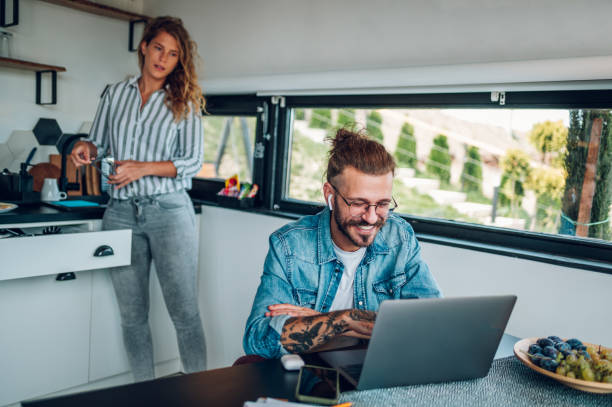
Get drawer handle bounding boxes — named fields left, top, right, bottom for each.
left=94, top=245, right=114, bottom=257
left=56, top=272, right=76, bottom=281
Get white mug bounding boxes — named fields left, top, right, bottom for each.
left=41, top=178, right=68, bottom=201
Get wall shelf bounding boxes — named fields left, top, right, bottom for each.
left=38, top=0, right=149, bottom=22
left=0, top=56, right=65, bottom=104
left=0, top=56, right=66, bottom=72
left=38, top=0, right=151, bottom=52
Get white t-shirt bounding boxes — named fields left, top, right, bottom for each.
left=329, top=242, right=366, bottom=311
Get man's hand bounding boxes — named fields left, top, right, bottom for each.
left=280, top=309, right=376, bottom=354
left=108, top=160, right=149, bottom=189
left=343, top=309, right=376, bottom=338
left=265, top=304, right=321, bottom=318
left=70, top=141, right=97, bottom=167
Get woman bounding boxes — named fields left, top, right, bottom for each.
left=71, top=16, right=206, bottom=381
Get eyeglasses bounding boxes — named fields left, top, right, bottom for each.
left=330, top=183, right=398, bottom=217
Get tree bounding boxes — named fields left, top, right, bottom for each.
left=461, top=146, right=483, bottom=193
left=526, top=167, right=565, bottom=233
left=294, top=109, right=305, bottom=120
left=560, top=110, right=612, bottom=240
left=499, top=149, right=532, bottom=209
left=395, top=122, right=417, bottom=168
left=366, top=111, right=384, bottom=142
left=529, top=120, right=568, bottom=166
left=426, top=134, right=451, bottom=184
left=309, top=109, right=332, bottom=129
left=337, top=108, right=356, bottom=128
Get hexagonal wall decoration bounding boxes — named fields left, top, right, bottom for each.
left=8, top=130, right=38, bottom=160
left=33, top=118, right=62, bottom=146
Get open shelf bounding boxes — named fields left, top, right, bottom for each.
left=0, top=56, right=66, bottom=72
left=0, top=57, right=65, bottom=105
left=39, top=0, right=150, bottom=21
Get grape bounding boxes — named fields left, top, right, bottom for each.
left=542, top=346, right=559, bottom=359
left=537, top=338, right=554, bottom=348
left=526, top=336, right=612, bottom=383
left=580, top=366, right=595, bottom=381
left=566, top=338, right=583, bottom=349
left=565, top=353, right=578, bottom=364
left=541, top=358, right=560, bottom=372
left=529, top=344, right=543, bottom=355
left=529, top=352, right=545, bottom=366
left=554, top=342, right=571, bottom=353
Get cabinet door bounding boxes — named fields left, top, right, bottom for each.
left=0, top=273, right=91, bottom=406
left=89, top=264, right=180, bottom=381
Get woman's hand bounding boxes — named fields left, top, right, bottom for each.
left=265, top=304, right=321, bottom=318
left=108, top=160, right=149, bottom=189
left=70, top=141, right=97, bottom=167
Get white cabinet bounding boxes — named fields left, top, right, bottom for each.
left=0, top=273, right=92, bottom=407
left=0, top=224, right=131, bottom=281
left=0, top=219, right=133, bottom=406
left=0, top=214, right=201, bottom=405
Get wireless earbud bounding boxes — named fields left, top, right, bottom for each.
left=328, top=195, right=333, bottom=210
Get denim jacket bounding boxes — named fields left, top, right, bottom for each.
left=243, top=207, right=442, bottom=359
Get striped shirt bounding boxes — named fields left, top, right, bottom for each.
left=88, top=75, right=203, bottom=199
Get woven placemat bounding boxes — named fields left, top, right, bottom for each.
left=339, top=356, right=611, bottom=407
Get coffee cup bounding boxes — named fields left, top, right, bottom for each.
left=41, top=178, right=67, bottom=201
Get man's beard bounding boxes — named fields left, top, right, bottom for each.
left=333, top=203, right=386, bottom=248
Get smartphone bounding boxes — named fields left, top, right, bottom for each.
left=295, top=364, right=340, bottom=405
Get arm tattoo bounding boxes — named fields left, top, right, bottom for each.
left=348, top=309, right=377, bottom=323
left=281, top=311, right=349, bottom=354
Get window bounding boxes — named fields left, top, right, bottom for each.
left=284, top=99, right=611, bottom=244
left=189, top=92, right=612, bottom=271
left=198, top=115, right=256, bottom=183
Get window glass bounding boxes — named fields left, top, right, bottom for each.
left=198, top=115, right=256, bottom=183
left=288, top=108, right=612, bottom=241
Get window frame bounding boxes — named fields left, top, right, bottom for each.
left=190, top=91, right=612, bottom=274
left=270, top=91, right=612, bottom=274
left=190, top=94, right=266, bottom=203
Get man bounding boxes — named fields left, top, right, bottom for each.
left=243, top=128, right=441, bottom=359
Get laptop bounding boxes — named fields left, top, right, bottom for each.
left=319, top=295, right=517, bottom=390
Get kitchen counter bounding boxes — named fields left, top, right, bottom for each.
left=0, top=200, right=202, bottom=225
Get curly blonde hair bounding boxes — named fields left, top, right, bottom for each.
left=138, top=16, right=204, bottom=121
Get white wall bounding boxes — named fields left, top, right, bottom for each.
left=144, top=0, right=612, bottom=93
left=0, top=0, right=139, bottom=145
left=197, top=206, right=612, bottom=369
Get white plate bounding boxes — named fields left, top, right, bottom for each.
left=0, top=202, right=18, bottom=213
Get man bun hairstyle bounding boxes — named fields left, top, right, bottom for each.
left=326, top=127, right=396, bottom=182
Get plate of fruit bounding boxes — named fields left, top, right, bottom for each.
left=514, top=336, right=612, bottom=393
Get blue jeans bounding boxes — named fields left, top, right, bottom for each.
left=103, top=191, right=206, bottom=381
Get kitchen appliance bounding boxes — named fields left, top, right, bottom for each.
left=0, top=147, right=40, bottom=202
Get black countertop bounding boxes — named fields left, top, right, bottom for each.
left=0, top=200, right=202, bottom=225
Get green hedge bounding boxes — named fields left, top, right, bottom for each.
left=366, top=111, right=384, bottom=142
left=395, top=122, right=417, bottom=168
left=461, top=146, right=483, bottom=193
left=310, top=109, right=332, bottom=129
left=426, top=134, right=451, bottom=184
